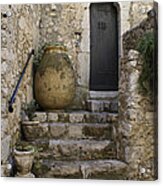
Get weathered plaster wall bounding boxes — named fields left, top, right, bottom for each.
left=1, top=4, right=40, bottom=176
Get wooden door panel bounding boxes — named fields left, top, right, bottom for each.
left=90, top=3, right=118, bottom=91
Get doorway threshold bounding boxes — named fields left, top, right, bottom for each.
left=89, top=91, right=118, bottom=100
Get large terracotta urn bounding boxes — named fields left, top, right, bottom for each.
left=34, top=44, right=75, bottom=110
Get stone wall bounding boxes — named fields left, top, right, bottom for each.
left=118, top=6, right=157, bottom=180
left=120, top=0, right=154, bottom=34
left=122, top=10, right=156, bottom=56
left=1, top=4, right=40, bottom=176
left=32, top=1, right=154, bottom=109
left=36, top=3, right=88, bottom=109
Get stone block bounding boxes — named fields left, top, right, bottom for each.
left=145, top=112, right=154, bottom=125
left=107, top=113, right=118, bottom=123
left=1, top=163, right=12, bottom=177
left=51, top=4, right=57, bottom=11
left=81, top=160, right=127, bottom=179
left=32, top=159, right=127, bottom=179
left=81, top=4, right=90, bottom=29
left=49, top=139, right=115, bottom=160
left=86, top=100, right=104, bottom=112
left=47, top=112, right=59, bottom=122
left=68, top=124, right=83, bottom=139
left=1, top=118, right=9, bottom=139
left=22, top=121, right=49, bottom=140
left=128, top=50, right=140, bottom=61
left=80, top=29, right=90, bottom=52
left=1, top=62, right=8, bottom=75
left=103, top=101, right=111, bottom=112
left=1, top=136, right=11, bottom=163
left=130, top=60, right=137, bottom=67
left=82, top=124, right=113, bottom=140
left=21, top=121, right=113, bottom=140
left=18, top=16, right=27, bottom=30
left=86, top=112, right=109, bottom=123
left=89, top=91, right=118, bottom=99
left=77, top=53, right=90, bottom=87
left=49, top=123, right=68, bottom=138
left=32, top=112, right=47, bottom=122
left=1, top=98, right=7, bottom=116
left=70, top=86, right=88, bottom=109
left=58, top=113, right=69, bottom=122
left=33, top=159, right=80, bottom=178
left=69, top=113, right=84, bottom=123
left=1, top=48, right=8, bottom=61
left=110, top=101, right=118, bottom=113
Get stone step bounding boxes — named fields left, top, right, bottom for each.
left=86, top=99, right=118, bottom=113
left=22, top=121, right=116, bottom=141
left=32, top=159, right=127, bottom=179
left=30, top=111, right=118, bottom=123
left=89, top=91, right=118, bottom=100
left=47, top=139, right=116, bottom=160
left=21, top=139, right=117, bottom=161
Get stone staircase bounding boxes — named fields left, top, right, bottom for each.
left=20, top=96, right=128, bottom=179
left=86, top=91, right=118, bottom=113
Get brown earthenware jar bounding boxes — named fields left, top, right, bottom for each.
left=34, top=44, right=75, bottom=110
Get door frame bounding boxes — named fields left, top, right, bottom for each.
left=77, top=2, right=121, bottom=100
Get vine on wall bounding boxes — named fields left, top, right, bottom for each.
left=136, top=32, right=155, bottom=96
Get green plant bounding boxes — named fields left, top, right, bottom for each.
left=15, top=142, right=44, bottom=154
left=15, top=144, right=34, bottom=152
left=136, top=32, right=155, bottom=96
left=25, top=99, right=39, bottom=120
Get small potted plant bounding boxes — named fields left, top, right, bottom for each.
left=14, top=144, right=35, bottom=178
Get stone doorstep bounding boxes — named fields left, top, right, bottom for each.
left=86, top=100, right=118, bottom=113
left=31, top=111, right=118, bottom=123
left=31, top=139, right=117, bottom=161
left=32, top=159, right=127, bottom=179
left=89, top=91, right=118, bottom=100
left=22, top=122, right=114, bottom=141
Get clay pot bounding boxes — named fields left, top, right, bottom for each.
left=34, top=44, right=75, bottom=110
left=14, top=147, right=35, bottom=178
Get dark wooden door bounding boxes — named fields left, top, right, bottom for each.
left=90, top=3, right=118, bottom=91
